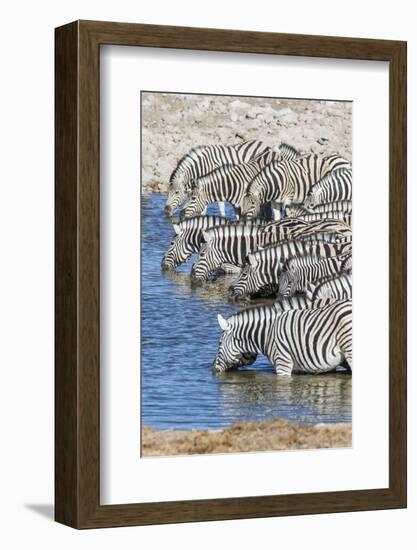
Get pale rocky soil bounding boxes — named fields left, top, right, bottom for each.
left=141, top=92, right=352, bottom=193
left=142, top=418, right=352, bottom=457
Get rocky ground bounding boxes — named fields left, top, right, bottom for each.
left=142, top=418, right=352, bottom=457
left=141, top=92, right=352, bottom=193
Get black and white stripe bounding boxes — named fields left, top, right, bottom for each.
left=306, top=272, right=353, bottom=301
left=213, top=298, right=351, bottom=374
left=285, top=200, right=352, bottom=218
left=228, top=240, right=350, bottom=300
left=270, top=300, right=352, bottom=374
left=213, top=295, right=315, bottom=371
left=278, top=253, right=349, bottom=297
left=298, top=211, right=352, bottom=225
left=241, top=154, right=351, bottom=218
left=260, top=218, right=352, bottom=243
left=190, top=222, right=278, bottom=283
left=161, top=215, right=229, bottom=270
left=181, top=150, right=282, bottom=219
left=165, top=140, right=270, bottom=214
left=304, top=168, right=352, bottom=208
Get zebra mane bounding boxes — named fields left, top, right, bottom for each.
left=245, top=238, right=309, bottom=265
left=260, top=218, right=310, bottom=235
left=285, top=253, right=339, bottom=271
left=176, top=215, right=228, bottom=232
left=309, top=271, right=352, bottom=289
left=225, top=302, right=279, bottom=327
left=278, top=143, right=300, bottom=156
left=193, top=163, right=237, bottom=189
left=233, top=138, right=262, bottom=151
left=169, top=144, right=218, bottom=183
left=223, top=294, right=340, bottom=328
left=202, top=222, right=263, bottom=242
left=273, top=295, right=311, bottom=311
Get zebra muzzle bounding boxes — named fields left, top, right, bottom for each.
left=190, top=267, right=204, bottom=285
left=161, top=258, right=175, bottom=271
left=227, top=286, right=242, bottom=301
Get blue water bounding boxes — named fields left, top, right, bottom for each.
left=141, top=194, right=351, bottom=430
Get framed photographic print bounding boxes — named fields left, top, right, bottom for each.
left=55, top=20, right=407, bottom=528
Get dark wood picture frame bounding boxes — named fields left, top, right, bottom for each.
left=55, top=20, right=407, bottom=529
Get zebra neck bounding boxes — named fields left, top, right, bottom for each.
left=242, top=306, right=277, bottom=356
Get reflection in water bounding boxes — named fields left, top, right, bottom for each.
left=141, top=194, right=351, bottom=430
left=215, top=371, right=352, bottom=424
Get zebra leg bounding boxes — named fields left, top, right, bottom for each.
left=218, top=201, right=226, bottom=217
left=271, top=201, right=281, bottom=221
left=270, top=350, right=294, bottom=375
left=259, top=202, right=273, bottom=220
left=340, top=344, right=352, bottom=371
left=202, top=206, right=207, bottom=215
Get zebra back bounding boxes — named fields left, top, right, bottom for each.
left=298, top=211, right=352, bottom=225
left=285, top=200, right=352, bottom=218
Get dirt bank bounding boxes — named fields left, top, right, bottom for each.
left=141, top=92, right=352, bottom=194
left=142, top=418, right=352, bottom=457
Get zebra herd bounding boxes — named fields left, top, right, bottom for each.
left=161, top=139, right=352, bottom=376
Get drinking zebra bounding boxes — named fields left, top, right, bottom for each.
left=306, top=272, right=353, bottom=301
left=214, top=296, right=315, bottom=370
left=228, top=240, right=352, bottom=300
left=241, top=154, right=351, bottom=219
left=213, top=299, right=352, bottom=374
left=161, top=215, right=229, bottom=271
left=304, top=167, right=352, bottom=208
left=180, top=149, right=283, bottom=220
left=278, top=253, right=351, bottom=297
left=165, top=141, right=300, bottom=216
left=190, top=223, right=279, bottom=283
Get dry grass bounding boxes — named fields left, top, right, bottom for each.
left=142, top=418, right=352, bottom=457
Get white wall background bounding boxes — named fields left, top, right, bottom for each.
left=0, top=0, right=415, bottom=547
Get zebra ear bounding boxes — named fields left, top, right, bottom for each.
left=202, top=230, right=212, bottom=243
left=248, top=254, right=258, bottom=267
left=173, top=223, right=181, bottom=235
left=217, top=314, right=229, bottom=331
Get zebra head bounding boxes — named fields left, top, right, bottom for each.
left=212, top=314, right=257, bottom=372
left=228, top=254, right=259, bottom=301
left=241, top=193, right=261, bottom=220
left=180, top=189, right=205, bottom=219
left=161, top=224, right=192, bottom=271
left=278, top=270, right=297, bottom=298
left=304, top=188, right=321, bottom=209
left=165, top=184, right=188, bottom=216
left=190, top=236, right=214, bottom=284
